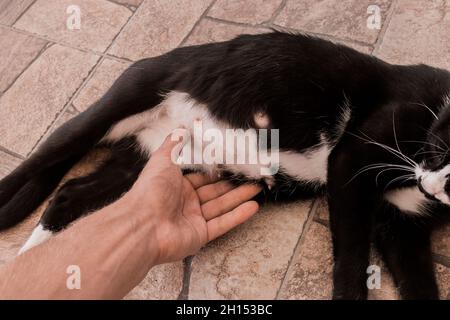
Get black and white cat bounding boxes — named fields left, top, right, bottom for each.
left=0, top=31, right=449, bottom=299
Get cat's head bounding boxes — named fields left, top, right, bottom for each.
left=416, top=96, right=450, bottom=204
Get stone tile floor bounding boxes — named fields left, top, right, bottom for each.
left=0, top=0, right=449, bottom=300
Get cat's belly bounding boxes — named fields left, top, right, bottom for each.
left=103, top=91, right=331, bottom=188
left=102, top=91, right=433, bottom=215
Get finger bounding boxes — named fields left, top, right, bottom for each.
left=197, top=181, right=235, bottom=204
left=154, top=128, right=190, bottom=161
left=140, top=129, right=190, bottom=177
left=207, top=201, right=259, bottom=242
left=184, top=173, right=219, bottom=189
left=202, top=184, right=262, bottom=220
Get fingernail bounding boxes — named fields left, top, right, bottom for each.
left=171, top=128, right=190, bottom=142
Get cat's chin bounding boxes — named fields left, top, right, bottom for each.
left=433, top=192, right=450, bottom=205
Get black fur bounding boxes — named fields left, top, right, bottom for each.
left=0, top=31, right=449, bottom=299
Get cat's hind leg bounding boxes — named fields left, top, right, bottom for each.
left=374, top=206, right=439, bottom=300
left=19, top=137, right=147, bottom=254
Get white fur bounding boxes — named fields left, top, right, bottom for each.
left=18, top=224, right=52, bottom=255
left=416, top=164, right=450, bottom=205
left=384, top=186, right=429, bottom=215
left=104, top=91, right=333, bottom=184
left=277, top=136, right=331, bottom=184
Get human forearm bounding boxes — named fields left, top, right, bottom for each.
left=0, top=199, right=158, bottom=299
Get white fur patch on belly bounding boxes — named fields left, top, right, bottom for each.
left=384, top=186, right=429, bottom=215
left=103, top=91, right=330, bottom=184
left=278, top=138, right=330, bottom=184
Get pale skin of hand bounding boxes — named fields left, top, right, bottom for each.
left=0, top=132, right=262, bottom=299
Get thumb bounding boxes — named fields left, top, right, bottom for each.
left=154, top=128, right=191, bottom=163
left=138, top=128, right=190, bottom=179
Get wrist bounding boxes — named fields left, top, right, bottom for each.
left=111, top=195, right=162, bottom=267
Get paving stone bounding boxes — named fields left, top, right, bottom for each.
left=189, top=201, right=312, bottom=299
left=125, top=262, right=184, bottom=300
left=73, top=58, right=131, bottom=112
left=108, top=0, right=213, bottom=60
left=0, top=0, right=34, bottom=25
left=0, top=26, right=47, bottom=93
left=0, top=151, right=22, bottom=179
left=0, top=44, right=99, bottom=157
left=184, top=18, right=269, bottom=46
left=208, top=0, right=283, bottom=25
left=278, top=221, right=333, bottom=299
left=436, top=263, right=450, bottom=300
left=275, top=0, right=392, bottom=44
left=375, top=0, right=450, bottom=70
left=14, top=0, right=131, bottom=52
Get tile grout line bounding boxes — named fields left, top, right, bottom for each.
left=265, top=0, right=288, bottom=24
left=275, top=199, right=320, bottom=299
left=178, top=0, right=219, bottom=47
left=0, top=41, right=50, bottom=96
left=10, top=0, right=38, bottom=26
left=178, top=255, right=194, bottom=300
left=205, top=15, right=265, bottom=28
left=104, top=0, right=136, bottom=13
left=0, top=22, right=134, bottom=64
left=0, top=145, right=26, bottom=161
left=372, top=0, right=397, bottom=56
left=314, top=217, right=329, bottom=228
left=102, top=0, right=142, bottom=55
left=433, top=253, right=450, bottom=268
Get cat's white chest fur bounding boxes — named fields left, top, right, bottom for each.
left=103, top=91, right=331, bottom=186
left=384, top=186, right=429, bottom=215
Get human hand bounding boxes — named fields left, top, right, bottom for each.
left=120, top=130, right=262, bottom=264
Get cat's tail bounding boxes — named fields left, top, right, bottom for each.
left=0, top=56, right=170, bottom=230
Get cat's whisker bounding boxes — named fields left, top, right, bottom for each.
left=349, top=131, right=418, bottom=168
left=392, top=112, right=420, bottom=167
left=375, top=168, right=415, bottom=187
left=401, top=140, right=446, bottom=152
left=346, top=162, right=415, bottom=185
left=384, top=174, right=416, bottom=191
left=410, top=102, right=439, bottom=120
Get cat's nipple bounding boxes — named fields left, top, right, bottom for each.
left=264, top=176, right=275, bottom=190
left=254, top=112, right=270, bottom=128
